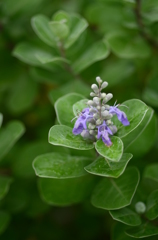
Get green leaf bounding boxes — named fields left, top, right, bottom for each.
left=144, top=164, right=158, bottom=182
left=91, top=167, right=140, bottom=210
left=122, top=107, right=154, bottom=150
left=146, top=190, right=158, bottom=220
left=31, top=15, right=56, bottom=47
left=95, top=137, right=123, bottom=162
left=142, top=0, right=158, bottom=23
left=49, top=21, right=69, bottom=40
left=85, top=153, right=132, bottom=178
left=33, top=152, right=92, bottom=179
left=72, top=40, right=110, bottom=73
left=73, top=99, right=88, bottom=116
left=38, top=175, right=95, bottom=206
left=0, top=211, right=10, bottom=235
left=64, top=13, right=88, bottom=49
left=0, top=114, right=3, bottom=128
left=0, top=121, right=25, bottom=161
left=55, top=93, right=84, bottom=127
left=49, top=80, right=90, bottom=103
left=49, top=125, right=94, bottom=150
left=112, top=222, right=134, bottom=240
left=0, top=176, right=12, bottom=200
left=107, top=33, right=151, bottom=58
left=114, top=99, right=149, bottom=138
left=110, top=207, right=141, bottom=226
left=125, top=223, right=158, bottom=238
left=13, top=42, right=67, bottom=68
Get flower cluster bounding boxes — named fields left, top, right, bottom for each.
left=72, top=77, right=130, bottom=146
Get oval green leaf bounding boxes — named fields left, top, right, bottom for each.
left=49, top=125, right=94, bottom=150
left=144, top=164, right=158, bottom=182
left=55, top=93, right=84, bottom=127
left=146, top=190, right=158, bottom=220
left=33, top=152, right=92, bottom=179
left=95, top=136, right=123, bottom=162
left=84, top=153, right=132, bottom=178
left=110, top=207, right=141, bottom=226
left=125, top=223, right=158, bottom=238
left=91, top=167, right=140, bottom=210
left=73, top=99, right=88, bottom=116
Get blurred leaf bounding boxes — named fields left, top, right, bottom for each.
left=144, top=164, right=158, bottom=182
left=0, top=176, right=12, bottom=200
left=73, top=99, right=88, bottom=116
left=0, top=211, right=10, bottom=235
left=38, top=175, right=95, bottom=206
left=55, top=93, right=84, bottom=127
left=49, top=21, right=69, bottom=40
left=142, top=0, right=158, bottom=23
left=85, top=153, right=132, bottom=178
left=49, top=80, right=90, bottom=103
left=7, top=76, right=38, bottom=114
left=0, top=114, right=3, bottom=128
left=0, top=121, right=25, bottom=161
left=125, top=223, right=158, bottom=238
left=33, top=152, right=92, bottom=178
left=91, top=167, right=140, bottom=210
left=107, top=33, right=151, bottom=58
left=72, top=41, right=110, bottom=73
left=49, top=125, right=94, bottom=150
left=112, top=222, right=134, bottom=240
left=31, top=15, right=56, bottom=47
left=123, top=107, right=154, bottom=150
left=95, top=137, right=123, bottom=162
left=146, top=190, right=158, bottom=220
left=114, top=99, right=149, bottom=138
left=110, top=207, right=141, bottom=226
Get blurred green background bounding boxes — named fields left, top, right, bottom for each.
left=0, top=0, right=158, bottom=239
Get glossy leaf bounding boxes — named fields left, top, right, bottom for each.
left=55, top=93, right=84, bottom=127
left=85, top=153, right=132, bottom=178
left=110, top=207, right=141, bottom=226
left=0, top=176, right=12, bottom=200
left=31, top=15, right=56, bottom=47
left=38, top=175, right=95, bottom=206
left=146, top=190, right=158, bottom=220
left=144, top=164, right=158, bottom=182
left=125, top=223, right=158, bottom=238
left=95, top=137, right=123, bottom=162
left=91, top=167, right=140, bottom=210
left=0, top=211, right=10, bottom=235
left=49, top=125, right=94, bottom=150
left=73, top=99, right=88, bottom=116
left=0, top=114, right=3, bottom=128
left=114, top=99, right=149, bottom=138
left=72, top=40, right=110, bottom=73
left=0, top=121, right=25, bottom=161
left=33, top=152, right=92, bottom=178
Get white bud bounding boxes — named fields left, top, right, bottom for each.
left=93, top=97, right=100, bottom=104
left=90, top=92, right=96, bottom=97
left=101, top=93, right=106, bottom=99
left=89, top=130, right=95, bottom=135
left=96, top=76, right=102, bottom=85
left=91, top=84, right=98, bottom=93
left=97, top=106, right=101, bottom=110
left=101, top=81, right=108, bottom=89
left=81, top=130, right=90, bottom=138
left=88, top=123, right=95, bottom=130
left=106, top=93, right=113, bottom=101
left=101, top=110, right=109, bottom=117
left=135, top=202, right=146, bottom=214
left=105, top=114, right=113, bottom=120
left=96, top=119, right=102, bottom=125
left=89, top=108, right=96, bottom=113
left=104, top=104, right=110, bottom=110
left=101, top=106, right=105, bottom=111
left=87, top=100, right=94, bottom=106
left=106, top=120, right=112, bottom=125
left=93, top=113, right=98, bottom=119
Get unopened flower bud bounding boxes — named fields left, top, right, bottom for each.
left=106, top=120, right=112, bottom=125
left=87, top=100, right=94, bottom=106
left=106, top=93, right=113, bottom=101
left=88, top=123, right=95, bottom=130
left=81, top=130, right=90, bottom=138
left=104, top=104, right=110, bottom=110
left=97, top=106, right=101, bottom=110
left=93, top=97, right=100, bottom=104
left=105, top=114, right=113, bottom=120
left=91, top=84, right=99, bottom=93
left=96, top=76, right=102, bottom=85
left=101, top=93, right=106, bottom=99
left=101, top=81, right=108, bottom=89
left=96, top=119, right=102, bottom=125
left=89, top=130, right=95, bottom=135
left=101, top=110, right=109, bottom=117
left=135, top=202, right=146, bottom=214
left=93, top=113, right=98, bottom=119
left=90, top=92, right=96, bottom=97
left=101, top=106, right=105, bottom=111
left=110, top=125, right=117, bottom=134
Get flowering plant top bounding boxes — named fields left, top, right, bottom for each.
left=72, top=77, right=130, bottom=146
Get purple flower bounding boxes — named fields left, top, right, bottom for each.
left=109, top=106, right=130, bottom=126
left=72, top=108, right=93, bottom=135
left=96, top=121, right=113, bottom=146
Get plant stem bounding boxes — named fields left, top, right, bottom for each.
left=134, top=0, right=158, bottom=48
